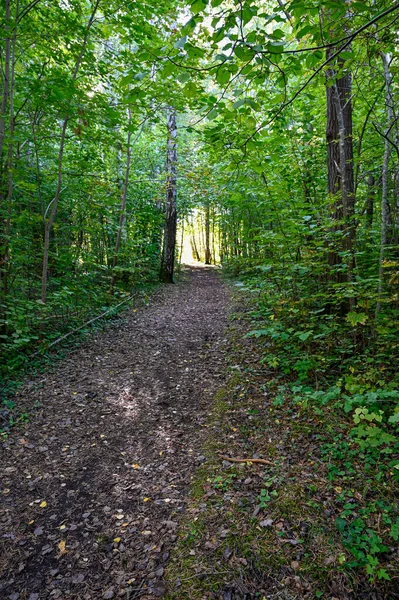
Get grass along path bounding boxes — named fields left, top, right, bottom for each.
left=165, top=295, right=398, bottom=600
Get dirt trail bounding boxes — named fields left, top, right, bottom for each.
left=0, top=266, right=229, bottom=599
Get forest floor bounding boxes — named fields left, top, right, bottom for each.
left=0, top=266, right=230, bottom=600
left=1, top=267, right=396, bottom=600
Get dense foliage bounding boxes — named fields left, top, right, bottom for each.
left=0, top=0, right=182, bottom=373
left=1, top=0, right=399, bottom=588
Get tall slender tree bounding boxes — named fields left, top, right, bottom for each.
left=326, top=42, right=356, bottom=310
left=160, top=108, right=178, bottom=283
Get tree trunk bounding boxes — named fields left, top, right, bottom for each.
left=204, top=202, right=211, bottom=264
left=376, top=52, right=394, bottom=316
left=41, top=120, right=68, bottom=303
left=160, top=108, right=177, bottom=283
left=393, top=170, right=399, bottom=244
left=179, top=220, right=184, bottom=265
left=326, top=45, right=356, bottom=311
left=0, top=0, right=11, bottom=167
left=191, top=225, right=200, bottom=261
left=211, top=206, right=216, bottom=263
left=0, top=0, right=12, bottom=301
left=110, top=108, right=133, bottom=292
left=0, top=0, right=18, bottom=301
left=365, top=174, right=375, bottom=229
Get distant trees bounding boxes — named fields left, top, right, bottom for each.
left=176, top=0, right=399, bottom=320
left=2, top=0, right=399, bottom=372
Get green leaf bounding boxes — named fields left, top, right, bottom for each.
left=377, top=569, right=391, bottom=581
left=216, top=68, right=230, bottom=86
left=266, top=41, right=284, bottom=54
left=174, top=36, right=187, bottom=49
left=177, top=72, right=190, bottom=83
left=270, top=28, right=285, bottom=40
left=207, top=108, right=219, bottom=120
left=346, top=312, right=368, bottom=326
left=183, top=82, right=198, bottom=98
left=296, top=330, right=313, bottom=342
left=191, top=0, right=207, bottom=14
left=245, top=329, right=271, bottom=338
left=339, top=51, right=354, bottom=60
left=186, top=44, right=206, bottom=59
left=234, top=45, right=254, bottom=61
left=233, top=99, right=245, bottom=109
left=245, top=115, right=256, bottom=129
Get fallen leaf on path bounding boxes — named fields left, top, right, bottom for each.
left=57, top=540, right=68, bottom=556
left=259, top=519, right=273, bottom=527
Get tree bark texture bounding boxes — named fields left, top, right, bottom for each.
left=160, top=108, right=177, bottom=283
left=205, top=202, right=211, bottom=264
left=326, top=46, right=356, bottom=303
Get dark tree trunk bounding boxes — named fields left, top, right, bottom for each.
left=191, top=235, right=200, bottom=261
left=326, top=46, right=356, bottom=310
left=160, top=108, right=177, bottom=283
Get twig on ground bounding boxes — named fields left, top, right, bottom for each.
left=218, top=453, right=274, bottom=465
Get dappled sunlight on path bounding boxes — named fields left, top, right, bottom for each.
left=0, top=267, right=229, bottom=599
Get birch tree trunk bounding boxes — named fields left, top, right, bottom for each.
left=160, top=108, right=177, bottom=283
left=110, top=108, right=133, bottom=293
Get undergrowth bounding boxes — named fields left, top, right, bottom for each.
left=165, top=264, right=399, bottom=599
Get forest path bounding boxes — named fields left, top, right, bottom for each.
left=1, top=266, right=229, bottom=600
